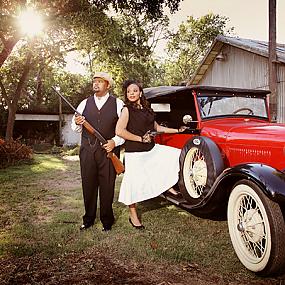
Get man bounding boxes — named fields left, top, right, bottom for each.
left=71, top=72, right=124, bottom=231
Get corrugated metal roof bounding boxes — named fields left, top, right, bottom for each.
left=189, top=35, right=285, bottom=85
left=216, top=35, right=285, bottom=62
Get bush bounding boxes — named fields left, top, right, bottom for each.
left=0, top=139, right=33, bottom=168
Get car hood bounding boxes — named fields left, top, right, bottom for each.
left=226, top=122, right=285, bottom=143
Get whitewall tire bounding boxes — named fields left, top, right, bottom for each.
left=227, top=179, right=285, bottom=276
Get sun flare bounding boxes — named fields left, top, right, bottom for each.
left=18, top=8, right=44, bottom=36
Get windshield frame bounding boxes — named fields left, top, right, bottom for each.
left=197, top=94, right=269, bottom=120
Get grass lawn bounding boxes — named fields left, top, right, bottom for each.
left=0, top=154, right=282, bottom=284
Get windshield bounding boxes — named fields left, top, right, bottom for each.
left=198, top=96, right=268, bottom=119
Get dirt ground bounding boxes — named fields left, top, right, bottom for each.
left=1, top=248, right=284, bottom=285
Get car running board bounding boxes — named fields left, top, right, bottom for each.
left=160, top=192, right=188, bottom=205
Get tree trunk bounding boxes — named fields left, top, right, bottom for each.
left=5, top=52, right=32, bottom=141
left=5, top=105, right=17, bottom=141
left=0, top=36, right=20, bottom=68
left=36, top=56, right=45, bottom=106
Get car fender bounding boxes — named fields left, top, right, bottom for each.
left=220, top=163, right=285, bottom=204
left=180, top=163, right=285, bottom=220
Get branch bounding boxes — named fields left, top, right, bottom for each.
left=0, top=32, right=6, bottom=44
left=0, top=34, right=20, bottom=68
left=149, top=24, right=165, bottom=51
left=65, top=47, right=78, bottom=53
left=12, top=51, right=33, bottom=108
left=0, top=79, right=12, bottom=108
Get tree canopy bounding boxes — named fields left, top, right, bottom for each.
left=0, top=0, right=182, bottom=67
left=0, top=0, right=182, bottom=140
left=164, top=13, right=234, bottom=85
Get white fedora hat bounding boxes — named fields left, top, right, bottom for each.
left=93, top=72, right=114, bottom=87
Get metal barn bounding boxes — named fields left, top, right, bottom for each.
left=188, top=35, right=285, bottom=123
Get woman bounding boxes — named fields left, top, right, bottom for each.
left=116, top=79, right=186, bottom=229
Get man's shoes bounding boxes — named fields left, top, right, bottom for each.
left=129, top=218, right=145, bottom=230
left=80, top=223, right=92, bottom=231
left=102, top=226, right=112, bottom=232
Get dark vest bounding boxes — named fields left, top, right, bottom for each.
left=81, top=95, right=118, bottom=151
left=124, top=105, right=155, bottom=152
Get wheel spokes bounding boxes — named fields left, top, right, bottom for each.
left=237, top=194, right=267, bottom=259
left=187, top=149, right=207, bottom=197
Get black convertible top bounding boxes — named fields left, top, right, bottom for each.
left=143, top=85, right=270, bottom=99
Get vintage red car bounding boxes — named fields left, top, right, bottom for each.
left=144, top=85, right=285, bottom=277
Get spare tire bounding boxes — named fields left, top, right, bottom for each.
left=178, top=136, right=224, bottom=205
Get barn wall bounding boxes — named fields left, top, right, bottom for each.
left=278, top=65, right=285, bottom=123
left=61, top=114, right=81, bottom=146
left=200, top=45, right=269, bottom=89
left=198, top=45, right=285, bottom=122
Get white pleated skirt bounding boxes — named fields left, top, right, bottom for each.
left=118, top=144, right=181, bottom=205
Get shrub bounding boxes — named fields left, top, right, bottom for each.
left=0, top=139, right=33, bottom=168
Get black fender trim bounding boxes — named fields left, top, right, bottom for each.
left=221, top=163, right=285, bottom=203
left=179, top=163, right=285, bottom=220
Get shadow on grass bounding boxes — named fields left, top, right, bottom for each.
left=140, top=196, right=172, bottom=213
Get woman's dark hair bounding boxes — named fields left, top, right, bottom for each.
left=122, top=79, right=152, bottom=112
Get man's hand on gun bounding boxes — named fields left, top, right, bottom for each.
left=102, top=140, right=115, bottom=153
left=75, top=115, right=85, bottom=125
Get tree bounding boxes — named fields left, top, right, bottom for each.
left=0, top=0, right=182, bottom=68
left=86, top=13, right=170, bottom=94
left=0, top=0, right=23, bottom=67
left=0, top=0, right=182, bottom=141
left=164, top=13, right=234, bottom=85
left=0, top=47, right=32, bottom=140
left=0, top=30, right=75, bottom=140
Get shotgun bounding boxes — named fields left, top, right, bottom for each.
left=51, top=86, right=125, bottom=175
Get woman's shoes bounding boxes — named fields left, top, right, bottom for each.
left=129, top=218, right=145, bottom=230
left=167, top=188, right=180, bottom=196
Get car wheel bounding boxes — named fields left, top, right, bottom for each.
left=227, top=179, right=285, bottom=276
left=178, top=136, right=224, bottom=204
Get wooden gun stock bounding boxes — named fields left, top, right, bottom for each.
left=107, top=152, right=125, bottom=175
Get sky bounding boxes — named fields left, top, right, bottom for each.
left=66, top=0, right=285, bottom=73
left=166, top=0, right=285, bottom=42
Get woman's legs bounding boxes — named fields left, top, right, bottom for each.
left=129, top=203, right=143, bottom=226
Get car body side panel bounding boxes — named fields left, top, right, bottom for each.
left=199, top=120, right=285, bottom=171
left=155, top=133, right=196, bottom=149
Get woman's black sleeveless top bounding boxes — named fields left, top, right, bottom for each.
left=124, top=105, right=155, bottom=152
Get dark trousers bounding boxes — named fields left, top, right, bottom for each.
left=79, top=145, right=117, bottom=228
